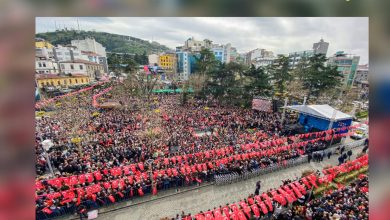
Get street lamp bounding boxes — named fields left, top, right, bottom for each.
left=42, top=139, right=55, bottom=177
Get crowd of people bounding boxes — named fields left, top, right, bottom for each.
left=172, top=155, right=368, bottom=220
left=287, top=177, right=368, bottom=220
left=34, top=81, right=353, bottom=219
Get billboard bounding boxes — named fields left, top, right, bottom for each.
left=252, top=98, right=272, bottom=112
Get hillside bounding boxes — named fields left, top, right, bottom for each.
left=36, top=30, right=172, bottom=55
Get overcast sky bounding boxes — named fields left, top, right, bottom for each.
left=36, top=17, right=368, bottom=64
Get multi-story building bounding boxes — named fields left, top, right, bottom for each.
left=35, top=56, right=59, bottom=74
left=354, top=64, right=369, bottom=85
left=159, top=53, right=176, bottom=70
left=36, top=74, right=90, bottom=89
left=35, top=38, right=54, bottom=49
left=245, top=48, right=275, bottom=67
left=328, top=51, right=360, bottom=87
left=288, top=50, right=314, bottom=68
left=81, top=50, right=109, bottom=73
left=229, top=46, right=238, bottom=63
left=148, top=54, right=159, bottom=66
left=71, top=38, right=107, bottom=57
left=312, top=38, right=329, bottom=56
left=211, top=45, right=225, bottom=63
left=52, top=45, right=87, bottom=62
left=59, top=60, right=88, bottom=76
left=183, top=37, right=212, bottom=52
left=252, top=57, right=276, bottom=68
left=71, top=38, right=108, bottom=72
left=176, top=51, right=198, bottom=80
left=289, top=39, right=329, bottom=68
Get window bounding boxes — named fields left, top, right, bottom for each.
left=50, top=81, right=54, bottom=86
left=75, top=79, right=78, bottom=84
left=57, top=80, right=60, bottom=85
left=80, top=65, right=83, bottom=70
left=69, top=79, right=71, bottom=84
left=70, top=64, right=74, bottom=70
left=40, top=82, right=44, bottom=87
left=81, top=79, right=84, bottom=83
left=65, top=52, right=70, bottom=55
left=42, top=63, right=46, bottom=67
left=57, top=52, right=62, bottom=55
left=63, top=80, right=66, bottom=85
left=38, top=62, right=42, bottom=67
left=61, top=64, right=65, bottom=69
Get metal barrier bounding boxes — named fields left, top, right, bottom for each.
left=215, top=156, right=308, bottom=185
left=214, top=139, right=365, bottom=185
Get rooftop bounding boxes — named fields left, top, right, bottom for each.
left=36, top=74, right=88, bottom=79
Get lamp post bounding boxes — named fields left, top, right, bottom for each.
left=42, top=139, right=55, bottom=177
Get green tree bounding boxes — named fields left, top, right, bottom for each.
left=269, top=55, right=292, bottom=95
left=193, top=48, right=218, bottom=97
left=244, top=64, right=272, bottom=97
left=299, top=54, right=343, bottom=101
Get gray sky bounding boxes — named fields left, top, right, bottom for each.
left=36, top=17, right=368, bottom=64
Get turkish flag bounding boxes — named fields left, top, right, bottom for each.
left=152, top=186, right=157, bottom=195
left=138, top=187, right=144, bottom=196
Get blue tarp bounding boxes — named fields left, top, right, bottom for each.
left=298, top=113, right=352, bottom=133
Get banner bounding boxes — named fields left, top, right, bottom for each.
left=252, top=98, right=272, bottom=112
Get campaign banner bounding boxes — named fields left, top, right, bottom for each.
left=252, top=98, right=272, bottom=112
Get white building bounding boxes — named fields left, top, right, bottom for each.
left=252, top=57, right=276, bottom=68
left=35, top=56, right=59, bottom=74
left=246, top=48, right=275, bottom=67
left=59, top=61, right=88, bottom=76
left=52, top=45, right=87, bottom=62
left=354, top=64, right=369, bottom=85
left=71, top=38, right=107, bottom=57
left=148, top=54, right=159, bottom=66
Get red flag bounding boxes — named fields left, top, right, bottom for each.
left=108, top=195, right=115, bottom=203
left=152, top=186, right=157, bottom=195
left=138, top=187, right=144, bottom=197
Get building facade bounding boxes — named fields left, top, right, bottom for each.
left=354, top=64, right=369, bottom=85
left=71, top=38, right=107, bottom=57
left=211, top=46, right=225, bottom=63
left=148, top=54, right=159, bottom=66
left=288, top=50, right=314, bottom=68
left=246, top=48, right=275, bottom=67
left=59, top=60, right=105, bottom=80
left=36, top=74, right=90, bottom=89
left=59, top=60, right=88, bottom=76
left=176, top=51, right=194, bottom=80
left=35, top=38, right=54, bottom=49
left=35, top=57, right=59, bottom=74
left=159, top=53, right=176, bottom=70
left=52, top=45, right=87, bottom=62
left=328, top=51, right=360, bottom=87
left=312, top=38, right=329, bottom=56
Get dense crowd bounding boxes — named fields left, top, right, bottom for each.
left=172, top=155, right=368, bottom=220
left=34, top=82, right=352, bottom=219
left=287, top=177, right=369, bottom=220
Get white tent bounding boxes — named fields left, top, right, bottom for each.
left=285, top=104, right=352, bottom=121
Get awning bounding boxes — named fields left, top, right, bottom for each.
left=285, top=104, right=352, bottom=121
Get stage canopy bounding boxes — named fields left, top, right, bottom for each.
left=285, top=104, right=352, bottom=132
left=285, top=104, right=352, bottom=121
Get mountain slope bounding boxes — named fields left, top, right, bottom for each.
left=36, top=30, right=172, bottom=55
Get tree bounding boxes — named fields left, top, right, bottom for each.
left=124, top=59, right=138, bottom=76
left=269, top=55, right=292, bottom=95
left=298, top=54, right=343, bottom=101
left=107, top=53, right=122, bottom=73
left=206, top=62, right=246, bottom=106
left=244, top=64, right=272, bottom=97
